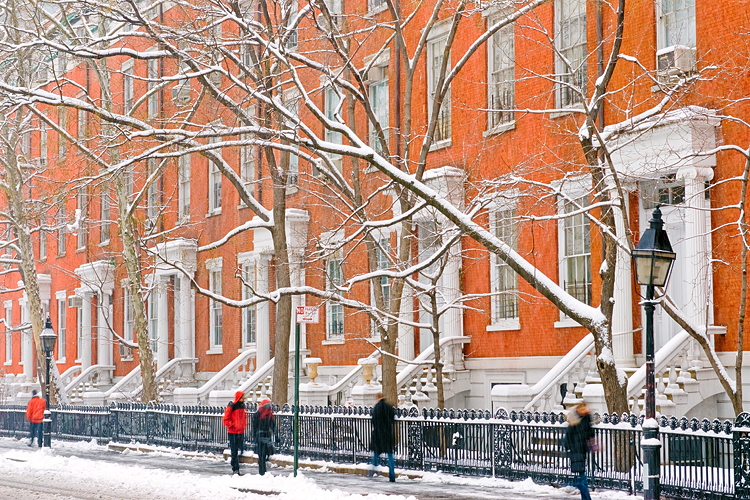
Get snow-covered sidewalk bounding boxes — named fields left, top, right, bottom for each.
left=0, top=438, right=639, bottom=500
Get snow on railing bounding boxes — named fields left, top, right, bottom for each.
left=396, top=336, right=469, bottom=406
left=196, top=348, right=258, bottom=403
left=66, top=365, right=115, bottom=403
left=237, top=357, right=275, bottom=403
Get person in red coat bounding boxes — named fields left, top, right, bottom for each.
left=222, top=391, right=247, bottom=475
left=25, top=390, right=45, bottom=448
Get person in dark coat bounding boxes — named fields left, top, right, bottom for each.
left=563, top=402, right=595, bottom=500
left=25, top=390, right=45, bottom=448
left=222, top=391, right=247, bottom=475
left=369, top=393, right=396, bottom=482
left=251, top=399, right=276, bottom=476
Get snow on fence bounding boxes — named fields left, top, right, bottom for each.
left=0, top=404, right=744, bottom=499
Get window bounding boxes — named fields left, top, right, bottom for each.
left=376, top=238, right=391, bottom=310
left=323, top=0, right=342, bottom=25
left=58, top=107, right=67, bottom=158
left=369, top=0, right=386, bottom=13
left=326, top=255, right=344, bottom=339
left=148, top=290, right=158, bottom=353
left=101, top=186, right=110, bottom=243
left=57, top=202, right=66, bottom=256
left=208, top=136, right=222, bottom=213
left=491, top=208, right=519, bottom=322
left=242, top=261, right=257, bottom=345
left=556, top=0, right=587, bottom=108
left=241, top=135, right=255, bottom=192
left=178, top=152, right=191, bottom=221
left=39, top=230, right=46, bottom=260
left=641, top=174, right=685, bottom=209
left=76, top=306, right=83, bottom=361
left=324, top=86, right=343, bottom=146
left=487, top=11, right=515, bottom=129
left=286, top=0, right=298, bottom=49
left=147, top=158, right=159, bottom=227
left=4, top=302, right=11, bottom=364
left=561, top=197, right=592, bottom=305
left=57, top=296, right=66, bottom=360
left=56, top=51, right=67, bottom=74
left=207, top=258, right=223, bottom=351
left=77, top=189, right=87, bottom=249
left=123, top=61, right=134, bottom=113
left=148, top=54, right=159, bottom=119
left=77, top=106, right=86, bottom=139
left=122, top=288, right=134, bottom=359
left=19, top=300, right=28, bottom=365
left=368, top=65, right=389, bottom=154
left=659, top=0, right=695, bottom=49
left=283, top=101, right=299, bottom=187
left=427, top=29, right=451, bottom=144
left=40, top=122, right=47, bottom=166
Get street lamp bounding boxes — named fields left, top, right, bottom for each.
left=632, top=206, right=676, bottom=500
left=40, top=317, right=57, bottom=448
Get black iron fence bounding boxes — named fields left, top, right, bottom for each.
left=0, top=404, right=745, bottom=499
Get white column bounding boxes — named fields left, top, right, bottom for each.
left=256, top=255, right=271, bottom=366
left=97, top=293, right=112, bottom=382
left=678, top=166, right=714, bottom=367
left=178, top=274, right=193, bottom=359
left=81, top=292, right=92, bottom=369
left=398, top=284, right=414, bottom=361
left=157, top=277, right=169, bottom=369
left=19, top=300, right=33, bottom=380
left=612, top=194, right=635, bottom=367
left=442, top=240, right=462, bottom=339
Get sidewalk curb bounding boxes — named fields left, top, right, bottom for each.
left=107, top=443, right=423, bottom=480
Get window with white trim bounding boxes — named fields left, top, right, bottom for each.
left=148, top=289, right=158, bottom=353
left=40, top=122, right=47, bottom=165
left=178, top=152, right=191, bottom=221
left=368, top=65, right=389, bottom=154
left=207, top=258, right=223, bottom=350
left=491, top=207, right=519, bottom=322
left=57, top=295, right=66, bottom=360
left=123, top=60, right=134, bottom=113
left=487, top=10, right=515, bottom=130
left=242, top=261, right=257, bottom=346
left=208, top=136, right=222, bottom=213
left=376, top=238, right=391, bottom=310
left=369, top=0, right=386, bottom=13
left=57, top=202, right=66, bottom=256
left=283, top=97, right=299, bottom=186
left=285, top=0, right=298, bottom=49
left=58, top=107, right=67, bottom=158
left=77, top=106, right=87, bottom=140
left=122, top=288, right=134, bottom=359
left=76, top=306, right=83, bottom=361
left=658, top=0, right=695, bottom=49
left=147, top=158, right=159, bottom=227
left=101, top=185, right=110, bottom=243
left=324, top=86, right=343, bottom=146
left=241, top=134, right=255, bottom=192
left=559, top=196, right=591, bottom=305
left=77, top=189, right=87, bottom=249
left=39, top=229, right=47, bottom=260
left=326, top=252, right=344, bottom=340
left=555, top=0, right=586, bottom=108
left=4, top=302, right=11, bottom=364
left=427, top=27, right=451, bottom=144
left=148, top=52, right=159, bottom=119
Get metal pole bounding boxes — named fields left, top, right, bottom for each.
left=43, top=350, right=52, bottom=448
left=642, top=284, right=660, bottom=500
left=293, top=321, right=300, bottom=477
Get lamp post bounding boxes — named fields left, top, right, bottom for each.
left=632, top=207, right=676, bottom=500
left=40, top=317, right=57, bottom=448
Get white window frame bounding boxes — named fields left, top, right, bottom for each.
left=368, top=0, right=387, bottom=14
left=207, top=130, right=223, bottom=215
left=147, top=48, right=159, bottom=119
left=427, top=22, right=452, bottom=148
left=238, top=254, right=257, bottom=348
left=40, top=122, right=47, bottom=165
left=4, top=301, right=12, bottom=365
left=282, top=94, right=299, bottom=188
left=555, top=177, right=592, bottom=327
left=100, top=185, right=110, bottom=244
left=367, top=60, right=389, bottom=155
left=488, top=198, right=520, bottom=331
left=77, top=189, right=87, bottom=250
left=206, top=258, right=223, bottom=353
left=148, top=288, right=158, bottom=354
left=39, top=229, right=47, bottom=260
left=656, top=0, right=696, bottom=50
left=485, top=8, right=515, bottom=134
left=178, top=151, right=191, bottom=222
left=146, top=158, right=159, bottom=227
left=122, top=60, right=134, bottom=114
left=77, top=104, right=87, bottom=140
left=122, top=284, right=134, bottom=360
left=555, top=0, right=587, bottom=109
left=326, top=252, right=345, bottom=341
left=57, top=201, right=66, bottom=256
left=56, top=291, right=66, bottom=362
left=285, top=0, right=298, bottom=50
left=58, top=107, right=67, bottom=158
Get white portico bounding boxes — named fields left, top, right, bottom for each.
left=74, top=261, right=115, bottom=381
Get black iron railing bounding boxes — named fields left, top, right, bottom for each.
left=0, top=404, right=744, bottom=500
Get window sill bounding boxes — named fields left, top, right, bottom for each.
left=120, top=357, right=134, bottom=362
left=74, top=358, right=82, bottom=364
left=56, top=358, right=66, bottom=364
left=550, top=105, right=584, bottom=119
left=99, top=240, right=110, bottom=247
left=554, top=318, right=584, bottom=329
left=286, top=185, right=299, bottom=196
left=3, top=360, right=11, bottom=366
left=75, top=247, right=85, bottom=254
left=205, top=209, right=222, bottom=218
left=238, top=344, right=256, bottom=353
left=366, top=4, right=388, bottom=16
left=57, top=252, right=66, bottom=258
left=322, top=338, right=345, bottom=345
left=484, top=121, right=516, bottom=137
left=206, top=347, right=223, bottom=355
left=429, top=139, right=452, bottom=152
left=486, top=319, right=521, bottom=332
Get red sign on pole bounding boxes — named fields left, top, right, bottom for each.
left=296, top=306, right=319, bottom=324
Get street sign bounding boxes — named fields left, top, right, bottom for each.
left=296, top=306, right=319, bottom=324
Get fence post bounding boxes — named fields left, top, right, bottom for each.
left=734, top=412, right=750, bottom=499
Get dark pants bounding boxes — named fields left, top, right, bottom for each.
left=257, top=441, right=271, bottom=475
left=28, top=422, right=42, bottom=447
left=228, top=433, right=244, bottom=473
left=370, top=451, right=395, bottom=481
left=571, top=471, right=591, bottom=500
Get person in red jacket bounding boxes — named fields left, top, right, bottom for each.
left=25, top=390, right=45, bottom=448
left=222, top=391, right=247, bottom=475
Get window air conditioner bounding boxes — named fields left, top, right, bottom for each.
left=67, top=295, right=82, bottom=308
left=172, top=82, right=191, bottom=105
left=657, top=45, right=696, bottom=76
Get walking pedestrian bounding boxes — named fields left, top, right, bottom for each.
left=222, top=390, right=247, bottom=475
left=251, top=399, right=276, bottom=476
left=369, top=392, right=396, bottom=482
left=562, top=402, right=595, bottom=500
left=25, top=390, right=45, bottom=448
